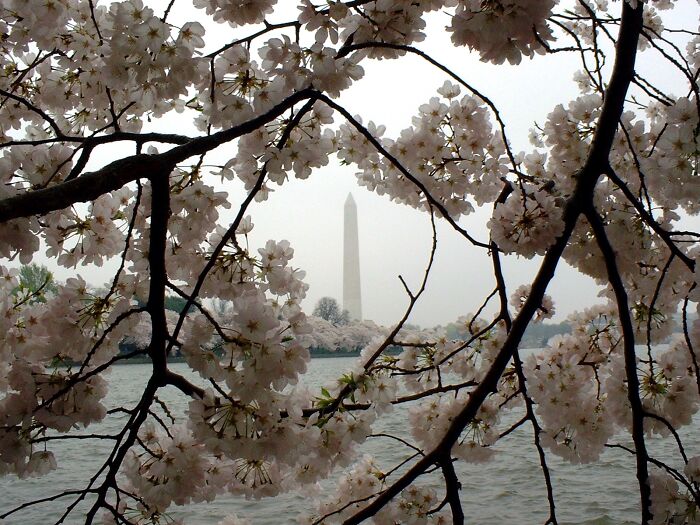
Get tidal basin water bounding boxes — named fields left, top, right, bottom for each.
left=2, top=357, right=698, bottom=524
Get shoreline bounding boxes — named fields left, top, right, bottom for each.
left=116, top=351, right=366, bottom=365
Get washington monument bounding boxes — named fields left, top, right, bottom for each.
left=343, top=193, right=362, bottom=321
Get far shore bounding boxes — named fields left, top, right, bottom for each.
left=116, top=350, right=366, bottom=365
left=113, top=347, right=548, bottom=365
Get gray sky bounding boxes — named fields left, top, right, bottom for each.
left=29, top=2, right=700, bottom=328
left=201, top=8, right=602, bottom=328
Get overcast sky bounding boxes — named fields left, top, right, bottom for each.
left=182, top=3, right=599, bottom=327
left=32, top=2, right=700, bottom=328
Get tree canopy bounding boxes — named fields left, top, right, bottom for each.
left=313, top=296, right=350, bottom=326
left=11, top=263, right=58, bottom=304
left=0, top=1, right=699, bottom=524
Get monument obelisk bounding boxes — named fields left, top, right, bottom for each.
left=343, top=193, right=362, bottom=321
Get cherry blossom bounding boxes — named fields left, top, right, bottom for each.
left=0, top=1, right=698, bottom=524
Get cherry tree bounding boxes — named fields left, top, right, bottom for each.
left=0, top=1, right=699, bottom=524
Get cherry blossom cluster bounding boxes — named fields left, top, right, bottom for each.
left=300, top=315, right=388, bottom=352
left=337, top=83, right=507, bottom=218
left=448, top=0, right=555, bottom=64
left=193, top=0, right=277, bottom=27
left=489, top=185, right=565, bottom=258
left=312, top=454, right=448, bottom=524
left=526, top=305, right=700, bottom=471
left=0, top=268, right=126, bottom=477
left=649, top=465, right=700, bottom=524
left=0, top=0, right=207, bottom=138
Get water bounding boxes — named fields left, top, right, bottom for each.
left=1, top=358, right=696, bottom=524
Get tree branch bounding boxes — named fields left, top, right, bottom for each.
left=585, top=206, right=651, bottom=523
left=0, top=88, right=318, bottom=223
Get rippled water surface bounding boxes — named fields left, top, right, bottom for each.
left=2, top=357, right=697, bottom=524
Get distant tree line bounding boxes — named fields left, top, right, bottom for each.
left=444, top=319, right=571, bottom=349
